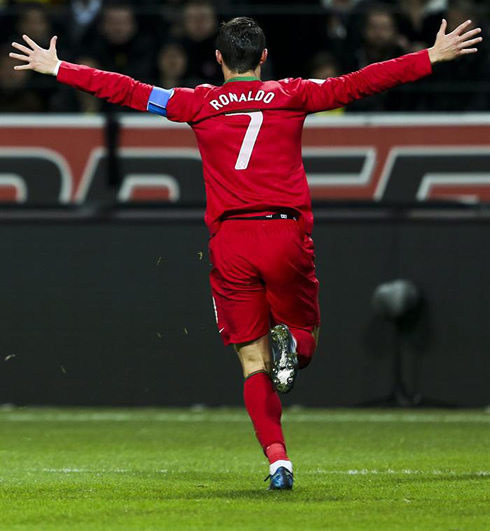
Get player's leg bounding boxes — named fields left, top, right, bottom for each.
left=234, top=334, right=271, bottom=376
left=209, top=222, right=293, bottom=488
left=235, top=336, right=293, bottom=489
left=259, top=221, right=321, bottom=390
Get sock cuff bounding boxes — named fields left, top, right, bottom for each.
left=244, top=369, right=270, bottom=382
left=270, top=459, right=293, bottom=476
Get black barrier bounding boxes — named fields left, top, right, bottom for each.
left=0, top=206, right=489, bottom=407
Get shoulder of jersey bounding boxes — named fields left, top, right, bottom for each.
left=192, top=79, right=304, bottom=93
left=194, top=83, right=218, bottom=93
left=277, top=78, right=305, bottom=94
left=279, top=77, right=302, bottom=85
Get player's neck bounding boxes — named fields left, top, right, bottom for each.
left=222, top=66, right=261, bottom=84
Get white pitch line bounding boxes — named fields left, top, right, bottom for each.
left=38, top=468, right=168, bottom=474
left=28, top=468, right=490, bottom=477
left=304, top=469, right=490, bottom=477
left=1, top=413, right=489, bottom=423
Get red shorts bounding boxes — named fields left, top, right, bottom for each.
left=209, top=218, right=320, bottom=345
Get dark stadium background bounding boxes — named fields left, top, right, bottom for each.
left=0, top=0, right=489, bottom=407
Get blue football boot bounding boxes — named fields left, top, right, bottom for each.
left=270, top=324, right=298, bottom=394
left=267, top=466, right=294, bottom=490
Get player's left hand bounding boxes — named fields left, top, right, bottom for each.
left=9, top=34, right=59, bottom=75
left=428, top=19, right=483, bottom=64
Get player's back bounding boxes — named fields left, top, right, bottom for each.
left=167, top=78, right=313, bottom=235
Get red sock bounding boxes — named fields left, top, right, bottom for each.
left=243, top=371, right=286, bottom=458
left=265, top=442, right=289, bottom=464
left=291, top=328, right=317, bottom=369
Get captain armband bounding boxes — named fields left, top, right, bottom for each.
left=147, top=86, right=174, bottom=117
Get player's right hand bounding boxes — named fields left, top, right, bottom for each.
left=9, top=34, right=59, bottom=75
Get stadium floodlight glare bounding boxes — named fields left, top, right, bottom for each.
left=372, top=279, right=422, bottom=407
left=372, top=279, right=420, bottom=320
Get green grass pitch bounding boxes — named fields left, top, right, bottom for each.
left=0, top=408, right=489, bottom=530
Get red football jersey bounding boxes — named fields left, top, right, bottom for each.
left=58, top=50, right=432, bottom=234
left=171, top=79, right=314, bottom=235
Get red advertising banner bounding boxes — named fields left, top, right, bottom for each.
left=0, top=114, right=489, bottom=204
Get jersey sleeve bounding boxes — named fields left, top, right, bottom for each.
left=164, top=87, right=200, bottom=123
left=299, top=49, right=432, bottom=114
left=57, top=62, right=202, bottom=122
left=57, top=61, right=153, bottom=111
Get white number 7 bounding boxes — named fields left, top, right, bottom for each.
left=226, top=111, right=263, bottom=170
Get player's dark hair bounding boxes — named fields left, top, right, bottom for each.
left=216, top=17, right=266, bottom=74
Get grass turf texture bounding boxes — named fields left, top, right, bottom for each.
left=0, top=409, right=489, bottom=530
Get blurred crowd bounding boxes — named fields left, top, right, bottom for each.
left=0, top=0, right=489, bottom=113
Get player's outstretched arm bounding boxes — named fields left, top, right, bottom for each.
left=428, top=19, right=482, bottom=64
left=9, top=34, right=153, bottom=112
left=303, top=19, right=483, bottom=113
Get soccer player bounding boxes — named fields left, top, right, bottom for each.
left=10, top=17, right=482, bottom=490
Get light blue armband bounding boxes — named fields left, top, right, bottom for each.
left=147, top=86, right=174, bottom=117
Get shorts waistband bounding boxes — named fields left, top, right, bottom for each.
left=223, top=213, right=297, bottom=221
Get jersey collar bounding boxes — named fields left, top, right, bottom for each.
left=224, top=76, right=260, bottom=84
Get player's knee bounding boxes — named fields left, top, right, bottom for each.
left=238, top=354, right=271, bottom=377
left=235, top=336, right=271, bottom=377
